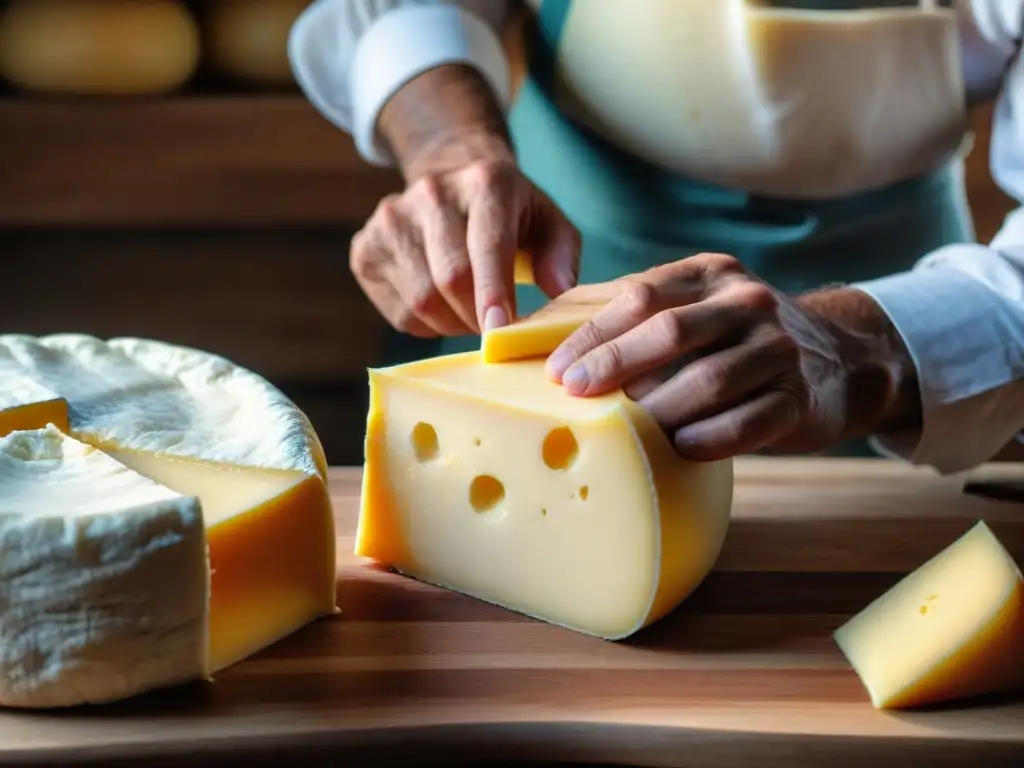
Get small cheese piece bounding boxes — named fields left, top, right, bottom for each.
left=0, top=377, right=67, bottom=437
left=834, top=521, right=1024, bottom=710
left=0, top=0, right=200, bottom=95
left=513, top=250, right=535, bottom=285
left=482, top=281, right=619, bottom=363
left=0, top=333, right=338, bottom=691
left=0, top=426, right=208, bottom=709
left=360, top=351, right=733, bottom=639
left=205, top=0, right=311, bottom=87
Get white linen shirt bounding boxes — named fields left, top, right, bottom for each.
left=288, top=0, right=1024, bottom=475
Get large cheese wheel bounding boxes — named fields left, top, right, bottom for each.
left=0, top=0, right=200, bottom=96
left=204, top=0, right=311, bottom=86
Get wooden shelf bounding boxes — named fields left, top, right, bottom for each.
left=0, top=94, right=402, bottom=227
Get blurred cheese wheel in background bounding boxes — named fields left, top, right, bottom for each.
left=0, top=0, right=200, bottom=96
left=205, top=0, right=311, bottom=87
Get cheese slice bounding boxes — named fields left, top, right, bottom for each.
left=482, top=281, right=619, bottom=363
left=0, top=426, right=208, bottom=709
left=834, top=521, right=1024, bottom=710
left=0, top=376, right=67, bottom=437
left=0, top=334, right=338, bottom=705
left=360, top=350, right=733, bottom=639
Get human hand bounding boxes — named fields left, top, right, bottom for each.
left=349, top=137, right=580, bottom=338
left=544, top=254, right=909, bottom=460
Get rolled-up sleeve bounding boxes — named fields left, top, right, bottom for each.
left=852, top=0, right=1024, bottom=474
left=287, top=0, right=512, bottom=166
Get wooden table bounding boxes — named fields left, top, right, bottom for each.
left=1, top=459, right=1023, bottom=767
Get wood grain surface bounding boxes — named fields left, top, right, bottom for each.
left=0, top=458, right=1022, bottom=767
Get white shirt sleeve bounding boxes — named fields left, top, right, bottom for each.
left=287, top=0, right=512, bottom=166
left=852, top=0, right=1024, bottom=475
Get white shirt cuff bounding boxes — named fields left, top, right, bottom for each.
left=853, top=249, right=1024, bottom=474
left=290, top=3, right=510, bottom=168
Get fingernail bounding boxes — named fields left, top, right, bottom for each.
left=562, top=363, right=590, bottom=394
left=546, top=347, right=575, bottom=378
left=483, top=305, right=509, bottom=333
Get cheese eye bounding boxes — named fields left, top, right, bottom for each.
left=542, top=426, right=578, bottom=471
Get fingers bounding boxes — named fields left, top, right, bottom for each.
left=463, top=161, right=521, bottom=332
left=528, top=194, right=581, bottom=300
left=413, top=178, right=479, bottom=333
left=551, top=295, right=753, bottom=397
left=638, top=332, right=799, bottom=429
left=671, top=386, right=804, bottom=462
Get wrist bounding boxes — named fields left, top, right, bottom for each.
left=378, top=64, right=514, bottom=182
left=797, top=287, right=921, bottom=439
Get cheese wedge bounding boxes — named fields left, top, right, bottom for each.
left=0, top=376, right=67, bottom=437
left=834, top=521, right=1024, bottom=709
left=360, top=351, right=733, bottom=639
left=0, top=334, right=337, bottom=704
left=0, top=426, right=208, bottom=709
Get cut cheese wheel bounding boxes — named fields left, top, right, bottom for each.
left=360, top=350, right=733, bottom=639
left=482, top=281, right=620, bottom=363
left=0, top=376, right=67, bottom=437
left=0, top=0, right=200, bottom=96
left=0, top=426, right=208, bottom=709
left=205, top=0, right=311, bottom=86
left=834, top=520, right=1024, bottom=709
left=0, top=334, right=337, bottom=706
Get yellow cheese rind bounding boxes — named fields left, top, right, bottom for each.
left=359, top=351, right=733, bottom=639
left=0, top=0, right=200, bottom=96
left=107, top=451, right=338, bottom=672
left=0, top=427, right=209, bottom=709
left=834, top=520, right=1024, bottom=710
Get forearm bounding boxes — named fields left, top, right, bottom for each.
left=797, top=287, right=922, bottom=441
left=378, top=64, right=514, bottom=182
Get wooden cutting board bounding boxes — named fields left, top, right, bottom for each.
left=0, top=458, right=1022, bottom=767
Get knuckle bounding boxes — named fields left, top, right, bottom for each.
left=587, top=341, right=624, bottom=381
left=411, top=174, right=445, bottom=207
left=409, top=283, right=439, bottom=315
left=730, top=280, right=779, bottom=313
left=466, top=158, right=510, bottom=190
left=701, top=252, right=744, bottom=276
left=691, top=359, right=731, bottom=403
left=619, top=280, right=661, bottom=321
left=435, top=261, right=473, bottom=295
left=568, top=319, right=607, bottom=356
left=373, top=196, right=403, bottom=230
left=649, top=309, right=686, bottom=352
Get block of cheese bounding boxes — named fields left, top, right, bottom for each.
left=205, top=0, right=311, bottom=87
left=0, top=334, right=338, bottom=705
left=0, top=426, right=208, bottom=709
left=0, top=376, right=67, bottom=438
left=0, top=0, right=199, bottom=95
left=834, top=520, right=1024, bottom=710
left=360, top=350, right=733, bottom=639
left=482, top=281, right=620, bottom=363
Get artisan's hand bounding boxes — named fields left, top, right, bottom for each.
left=350, top=142, right=579, bottom=337
left=545, top=254, right=917, bottom=460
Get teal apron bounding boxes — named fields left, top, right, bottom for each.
left=383, top=0, right=973, bottom=456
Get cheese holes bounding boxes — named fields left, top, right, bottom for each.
left=411, top=422, right=439, bottom=462
left=469, top=475, right=505, bottom=513
left=542, top=426, right=578, bottom=471
left=579, top=485, right=589, bottom=501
